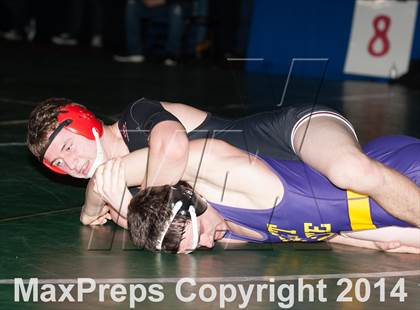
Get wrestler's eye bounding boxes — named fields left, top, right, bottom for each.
left=65, top=143, right=72, bottom=151
left=52, top=159, right=63, bottom=167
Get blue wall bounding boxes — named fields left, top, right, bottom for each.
left=247, top=0, right=420, bottom=79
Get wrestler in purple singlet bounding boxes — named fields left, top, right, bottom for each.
left=210, top=136, right=419, bottom=243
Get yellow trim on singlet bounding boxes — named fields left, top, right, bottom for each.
left=346, top=190, right=377, bottom=230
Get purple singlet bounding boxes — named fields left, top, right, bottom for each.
left=210, top=136, right=419, bottom=243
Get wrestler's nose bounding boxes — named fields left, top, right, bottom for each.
left=63, top=153, right=78, bottom=172
left=199, top=233, right=215, bottom=248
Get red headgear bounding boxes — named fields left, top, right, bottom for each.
left=40, top=104, right=103, bottom=174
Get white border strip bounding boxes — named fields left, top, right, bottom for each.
left=0, top=207, right=80, bottom=223
left=0, top=142, right=26, bottom=147
left=0, top=120, right=28, bottom=126
left=0, top=270, right=419, bottom=284
left=0, top=97, right=37, bottom=106
left=226, top=58, right=265, bottom=61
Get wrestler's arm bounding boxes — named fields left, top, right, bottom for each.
left=146, top=120, right=189, bottom=187
left=184, top=138, right=285, bottom=214
left=121, top=147, right=149, bottom=186
left=101, top=143, right=186, bottom=228
left=328, top=232, right=420, bottom=254
left=80, top=177, right=107, bottom=225
left=147, top=100, right=212, bottom=187
left=339, top=226, right=420, bottom=249
left=80, top=148, right=149, bottom=226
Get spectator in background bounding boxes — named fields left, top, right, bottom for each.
left=52, top=0, right=105, bottom=48
left=209, top=0, right=253, bottom=61
left=115, top=0, right=205, bottom=66
left=0, top=0, right=34, bottom=41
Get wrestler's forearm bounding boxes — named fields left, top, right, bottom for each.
left=120, top=148, right=149, bottom=187
left=340, top=226, right=420, bottom=248
left=145, top=143, right=188, bottom=187
left=328, top=235, right=420, bottom=254
left=111, top=187, right=132, bottom=218
left=80, top=179, right=106, bottom=224
left=328, top=235, right=384, bottom=250
left=370, top=163, right=420, bottom=226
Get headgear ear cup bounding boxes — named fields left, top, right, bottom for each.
left=56, top=105, right=103, bottom=139
left=41, top=104, right=103, bottom=175
left=155, top=184, right=208, bottom=252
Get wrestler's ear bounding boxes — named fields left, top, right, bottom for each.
left=177, top=219, right=193, bottom=254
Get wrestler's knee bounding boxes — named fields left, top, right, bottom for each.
left=325, top=151, right=384, bottom=193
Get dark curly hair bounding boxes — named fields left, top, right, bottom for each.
left=128, top=181, right=204, bottom=253
left=26, top=98, right=79, bottom=160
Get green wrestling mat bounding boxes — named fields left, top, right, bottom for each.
left=0, top=43, right=419, bottom=309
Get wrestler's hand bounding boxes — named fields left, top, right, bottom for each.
left=88, top=212, right=112, bottom=226
left=80, top=205, right=112, bottom=226
left=93, top=158, right=129, bottom=211
left=381, top=246, right=420, bottom=254
left=374, top=241, right=420, bottom=254
left=374, top=240, right=401, bottom=251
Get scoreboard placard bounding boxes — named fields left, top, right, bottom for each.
left=344, top=0, right=418, bottom=79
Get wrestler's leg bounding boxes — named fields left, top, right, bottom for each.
left=293, top=116, right=420, bottom=226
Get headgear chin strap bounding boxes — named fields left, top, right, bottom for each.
left=40, top=104, right=103, bottom=175
left=85, top=128, right=105, bottom=178
left=188, top=205, right=199, bottom=253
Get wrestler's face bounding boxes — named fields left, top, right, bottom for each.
left=43, top=128, right=99, bottom=178
left=177, top=204, right=228, bottom=254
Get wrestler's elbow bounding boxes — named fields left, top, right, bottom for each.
left=80, top=211, right=91, bottom=226
left=151, top=133, right=189, bottom=162
left=166, top=134, right=189, bottom=161
left=150, top=123, right=188, bottom=160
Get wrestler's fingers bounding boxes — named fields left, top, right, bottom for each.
left=375, top=240, right=401, bottom=251
left=118, top=161, right=126, bottom=190
left=92, top=178, right=98, bottom=194
left=100, top=204, right=111, bottom=214
left=93, top=218, right=107, bottom=225
left=385, top=246, right=420, bottom=254
left=115, top=160, right=126, bottom=198
left=102, top=160, right=113, bottom=187
left=120, top=159, right=125, bottom=173
left=89, top=218, right=103, bottom=226
left=111, top=158, right=121, bottom=190
left=95, top=163, right=104, bottom=177
left=103, top=159, right=116, bottom=197
left=387, top=241, right=402, bottom=249
left=94, top=166, right=104, bottom=197
left=92, top=176, right=100, bottom=196
left=89, top=214, right=109, bottom=226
